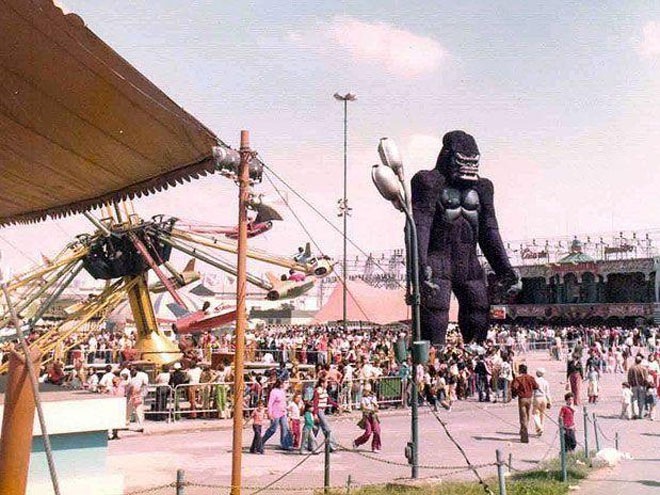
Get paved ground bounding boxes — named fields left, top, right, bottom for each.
left=109, top=350, right=659, bottom=495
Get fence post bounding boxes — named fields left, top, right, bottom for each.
left=508, top=452, right=512, bottom=473
left=346, top=474, right=352, bottom=495
left=324, top=430, right=331, bottom=495
left=592, top=413, right=600, bottom=452
left=582, top=406, right=589, bottom=459
left=615, top=432, right=619, bottom=451
left=559, top=418, right=567, bottom=483
left=176, top=469, right=185, bottom=495
left=174, top=386, right=180, bottom=421
left=496, top=449, right=507, bottom=495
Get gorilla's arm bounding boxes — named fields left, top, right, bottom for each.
left=477, top=178, right=516, bottom=280
left=411, top=170, right=443, bottom=269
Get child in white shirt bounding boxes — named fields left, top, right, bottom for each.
left=620, top=382, right=633, bottom=420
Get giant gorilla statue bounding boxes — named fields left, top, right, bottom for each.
left=411, top=130, right=518, bottom=346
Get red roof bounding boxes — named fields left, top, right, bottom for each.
left=314, top=280, right=408, bottom=324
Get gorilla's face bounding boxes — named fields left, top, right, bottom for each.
left=448, top=150, right=480, bottom=183
left=437, top=130, right=481, bottom=184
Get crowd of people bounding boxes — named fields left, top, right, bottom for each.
left=1, top=320, right=658, bottom=450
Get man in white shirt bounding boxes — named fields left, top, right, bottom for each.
left=98, top=364, right=115, bottom=393
left=127, top=366, right=149, bottom=431
left=87, top=335, right=98, bottom=364
left=532, top=368, right=552, bottom=436
left=185, top=361, right=203, bottom=419
left=262, top=352, right=275, bottom=365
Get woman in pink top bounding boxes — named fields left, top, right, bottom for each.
left=261, top=380, right=293, bottom=450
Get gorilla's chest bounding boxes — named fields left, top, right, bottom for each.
left=438, top=187, right=480, bottom=225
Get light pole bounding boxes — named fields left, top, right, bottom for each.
left=334, top=92, right=356, bottom=334
left=371, top=138, right=426, bottom=479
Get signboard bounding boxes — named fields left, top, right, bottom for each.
left=490, top=306, right=507, bottom=320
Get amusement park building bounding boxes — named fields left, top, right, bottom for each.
left=491, top=239, right=660, bottom=325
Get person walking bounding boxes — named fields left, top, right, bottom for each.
left=627, top=355, right=648, bottom=419
left=558, top=392, right=577, bottom=451
left=249, top=401, right=267, bottom=454
left=352, top=384, right=382, bottom=453
left=312, top=377, right=337, bottom=451
left=586, top=365, right=600, bottom=404
left=532, top=368, right=551, bottom=436
left=500, top=356, right=513, bottom=403
left=474, top=355, right=491, bottom=403
left=646, top=379, right=657, bottom=421
left=511, top=364, right=538, bottom=443
left=567, top=354, right=584, bottom=406
left=261, top=379, right=293, bottom=450
left=126, top=366, right=149, bottom=432
left=620, top=382, right=633, bottom=420
left=299, top=402, right=318, bottom=454
left=288, top=393, right=303, bottom=449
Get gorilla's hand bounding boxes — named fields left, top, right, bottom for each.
left=423, top=266, right=440, bottom=291
left=500, top=270, right=522, bottom=296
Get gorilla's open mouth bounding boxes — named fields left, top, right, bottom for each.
left=454, top=152, right=480, bottom=181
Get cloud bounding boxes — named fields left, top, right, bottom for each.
left=637, top=21, right=660, bottom=57
left=292, top=16, right=448, bottom=77
left=404, top=134, right=442, bottom=173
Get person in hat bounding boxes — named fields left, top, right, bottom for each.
left=532, top=368, right=551, bottom=436
left=169, top=362, right=189, bottom=421
left=352, top=384, right=382, bottom=453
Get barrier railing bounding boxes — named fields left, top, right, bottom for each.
left=172, top=382, right=233, bottom=420
left=144, top=384, right=175, bottom=423
left=167, top=376, right=405, bottom=422
left=250, top=348, right=330, bottom=365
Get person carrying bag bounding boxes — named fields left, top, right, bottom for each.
left=352, top=384, right=382, bottom=453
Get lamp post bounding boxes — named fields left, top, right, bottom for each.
left=334, top=92, right=356, bottom=334
left=371, top=138, right=425, bottom=479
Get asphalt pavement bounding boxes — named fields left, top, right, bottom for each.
left=110, top=349, right=659, bottom=494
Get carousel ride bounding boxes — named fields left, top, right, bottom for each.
left=0, top=196, right=333, bottom=369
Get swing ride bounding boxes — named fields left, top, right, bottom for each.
left=0, top=2, right=341, bottom=494
left=0, top=200, right=333, bottom=366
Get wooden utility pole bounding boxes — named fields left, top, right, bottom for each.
left=230, top=130, right=251, bottom=495
left=0, top=348, right=40, bottom=495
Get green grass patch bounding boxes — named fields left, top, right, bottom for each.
left=320, top=453, right=594, bottom=495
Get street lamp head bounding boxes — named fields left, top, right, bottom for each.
left=378, top=137, right=404, bottom=179
left=334, top=92, right=357, bottom=101
left=371, top=164, right=405, bottom=211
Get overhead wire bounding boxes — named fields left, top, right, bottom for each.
left=264, top=169, right=377, bottom=323
left=0, top=233, right=40, bottom=265
left=261, top=161, right=407, bottom=290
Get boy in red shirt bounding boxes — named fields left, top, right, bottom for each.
left=558, top=392, right=577, bottom=451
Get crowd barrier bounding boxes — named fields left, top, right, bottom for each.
left=146, top=376, right=407, bottom=421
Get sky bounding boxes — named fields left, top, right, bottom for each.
left=2, top=0, right=660, bottom=278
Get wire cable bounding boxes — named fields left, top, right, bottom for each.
left=262, top=162, right=407, bottom=290
left=249, top=440, right=324, bottom=495
left=427, top=405, right=495, bottom=495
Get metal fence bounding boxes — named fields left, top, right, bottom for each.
left=137, top=376, right=407, bottom=422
